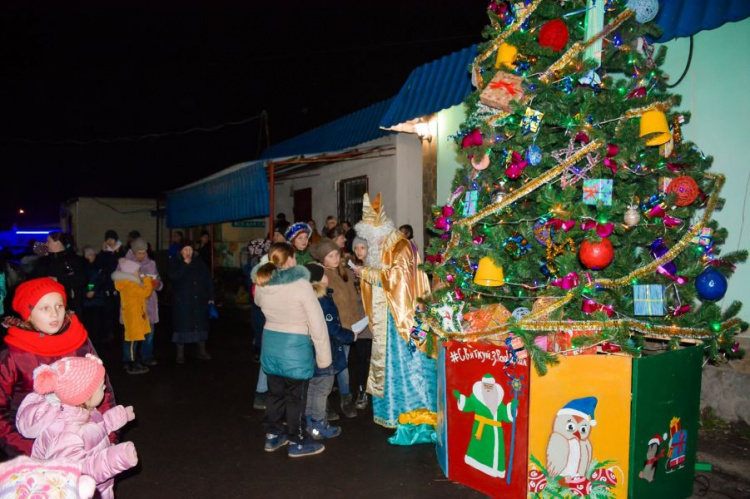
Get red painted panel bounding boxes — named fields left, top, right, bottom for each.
left=443, top=340, right=530, bottom=498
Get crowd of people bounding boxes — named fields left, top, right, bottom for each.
left=0, top=197, right=433, bottom=493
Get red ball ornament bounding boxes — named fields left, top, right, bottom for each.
left=579, top=238, right=614, bottom=270
left=666, top=175, right=699, bottom=206
left=539, top=19, right=569, bottom=52
left=442, top=205, right=455, bottom=217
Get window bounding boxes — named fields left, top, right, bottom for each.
left=338, top=176, right=368, bottom=226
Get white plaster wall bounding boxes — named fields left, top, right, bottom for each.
left=661, top=19, right=750, bottom=323
left=436, top=103, right=467, bottom=205
left=393, top=133, right=425, bottom=251
left=273, top=134, right=426, bottom=251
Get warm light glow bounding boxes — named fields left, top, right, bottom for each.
left=414, top=116, right=436, bottom=143
left=18, top=209, right=25, bottom=214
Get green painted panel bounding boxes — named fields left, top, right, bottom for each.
left=629, top=346, right=703, bottom=498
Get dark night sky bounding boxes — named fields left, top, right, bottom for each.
left=0, top=1, right=487, bottom=228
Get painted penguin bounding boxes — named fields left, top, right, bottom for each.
left=639, top=434, right=667, bottom=482
left=545, top=397, right=597, bottom=479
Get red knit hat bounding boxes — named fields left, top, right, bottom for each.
left=33, top=354, right=106, bottom=406
left=12, top=278, right=67, bottom=321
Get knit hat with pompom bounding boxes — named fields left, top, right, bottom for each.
left=12, top=278, right=67, bottom=321
left=118, top=258, right=141, bottom=275
left=33, top=354, right=106, bottom=406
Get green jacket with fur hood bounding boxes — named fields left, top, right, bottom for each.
left=252, top=265, right=331, bottom=379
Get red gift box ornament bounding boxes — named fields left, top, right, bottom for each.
left=479, top=71, right=526, bottom=112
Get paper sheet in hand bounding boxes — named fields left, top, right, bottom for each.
left=352, top=316, right=369, bottom=334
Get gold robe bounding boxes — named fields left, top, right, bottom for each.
left=361, top=231, right=433, bottom=397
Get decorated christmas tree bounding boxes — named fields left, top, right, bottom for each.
left=421, top=0, right=748, bottom=375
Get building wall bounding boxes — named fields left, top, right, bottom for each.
left=62, top=197, right=168, bottom=253
left=661, top=18, right=750, bottom=321
left=436, top=103, right=467, bottom=205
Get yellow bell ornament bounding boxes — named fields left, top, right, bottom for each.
left=639, top=110, right=671, bottom=146
left=474, top=257, right=505, bottom=286
left=494, top=43, right=518, bottom=69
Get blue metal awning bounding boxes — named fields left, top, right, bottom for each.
left=654, top=0, right=750, bottom=42
left=166, top=160, right=269, bottom=228
left=379, top=45, right=476, bottom=130
left=260, top=98, right=396, bottom=160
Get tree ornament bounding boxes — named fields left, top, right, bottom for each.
left=505, top=151, right=528, bottom=179
left=639, top=110, right=671, bottom=146
left=627, top=0, right=660, bottom=24
left=461, top=129, right=483, bottom=149
left=511, top=307, right=531, bottom=321
left=502, top=232, right=532, bottom=259
left=579, top=238, right=614, bottom=270
left=538, top=19, right=569, bottom=51
left=666, top=176, right=699, bottom=206
left=526, top=144, right=542, bottom=166
left=695, top=267, right=728, bottom=301
left=471, top=153, right=491, bottom=170
left=442, top=205, right=454, bottom=217
left=533, top=218, right=554, bottom=245
left=430, top=296, right=464, bottom=333
left=521, top=107, right=544, bottom=135
left=474, top=257, right=505, bottom=286
left=462, top=189, right=478, bottom=217
left=495, top=42, right=518, bottom=69
left=472, top=235, right=484, bottom=245
left=624, top=206, right=641, bottom=226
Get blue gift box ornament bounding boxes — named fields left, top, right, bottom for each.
left=633, top=284, right=665, bottom=316
left=582, top=179, right=613, bottom=206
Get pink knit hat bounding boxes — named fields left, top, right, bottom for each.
left=33, top=354, right=106, bottom=406
left=118, top=258, right=141, bottom=274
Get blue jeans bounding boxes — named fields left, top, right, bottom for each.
left=257, top=368, right=268, bottom=393
left=306, top=375, right=334, bottom=421
left=123, top=325, right=154, bottom=363
left=336, top=345, right=351, bottom=396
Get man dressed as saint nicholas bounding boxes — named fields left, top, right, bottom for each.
left=354, top=193, right=437, bottom=433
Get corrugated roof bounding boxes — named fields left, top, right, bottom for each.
left=166, top=160, right=269, bottom=227
left=654, top=0, right=750, bottom=41
left=378, top=45, right=476, bottom=130
left=260, top=97, right=395, bottom=160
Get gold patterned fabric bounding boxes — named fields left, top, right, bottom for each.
left=361, top=231, right=433, bottom=398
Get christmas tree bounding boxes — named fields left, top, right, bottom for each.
left=421, top=0, right=748, bottom=374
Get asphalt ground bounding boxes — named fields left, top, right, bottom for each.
left=102, top=306, right=482, bottom=498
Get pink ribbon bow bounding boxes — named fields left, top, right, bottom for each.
left=656, top=266, right=689, bottom=285
left=551, top=272, right=579, bottom=290
left=461, top=129, right=483, bottom=149
left=646, top=205, right=683, bottom=228
left=604, top=143, right=619, bottom=175
left=670, top=304, right=691, bottom=317
left=545, top=218, right=576, bottom=231
left=581, top=219, right=614, bottom=238
left=582, top=298, right=614, bottom=318
left=504, top=151, right=528, bottom=179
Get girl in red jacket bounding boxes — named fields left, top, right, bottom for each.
left=0, top=277, right=117, bottom=457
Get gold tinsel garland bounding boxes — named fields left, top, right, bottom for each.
left=424, top=315, right=743, bottom=343
left=473, top=0, right=543, bottom=89
left=443, top=139, right=604, bottom=258
left=539, top=9, right=634, bottom=84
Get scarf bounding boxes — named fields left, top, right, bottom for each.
left=4, top=314, right=88, bottom=356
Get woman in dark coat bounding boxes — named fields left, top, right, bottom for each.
left=32, top=232, right=87, bottom=318
left=168, top=241, right=215, bottom=364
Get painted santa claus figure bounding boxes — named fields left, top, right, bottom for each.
left=452, top=373, right=518, bottom=478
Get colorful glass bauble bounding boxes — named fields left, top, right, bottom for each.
left=666, top=176, right=700, bottom=206
left=627, top=0, right=660, bottom=23
left=538, top=19, right=569, bottom=51
left=695, top=267, right=728, bottom=301
left=471, top=153, right=490, bottom=170
left=511, top=307, right=531, bottom=321
left=579, top=238, right=615, bottom=270
left=624, top=207, right=641, bottom=226
left=526, top=144, right=542, bottom=166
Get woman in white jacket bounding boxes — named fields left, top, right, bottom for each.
left=252, top=242, right=331, bottom=458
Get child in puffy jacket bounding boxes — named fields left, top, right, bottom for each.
left=16, top=354, right=138, bottom=499
left=112, top=258, right=153, bottom=375
left=303, top=263, right=355, bottom=441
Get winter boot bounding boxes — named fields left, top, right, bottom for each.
left=326, top=399, right=340, bottom=421
left=253, top=392, right=268, bottom=410
left=306, top=417, right=341, bottom=440
left=126, top=362, right=149, bottom=375
left=264, top=433, right=289, bottom=452
left=196, top=341, right=212, bottom=360
left=288, top=438, right=325, bottom=458
left=176, top=344, right=185, bottom=364
left=340, top=394, right=357, bottom=418
left=355, top=385, right=369, bottom=410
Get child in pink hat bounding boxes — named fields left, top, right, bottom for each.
left=15, top=354, right=139, bottom=499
